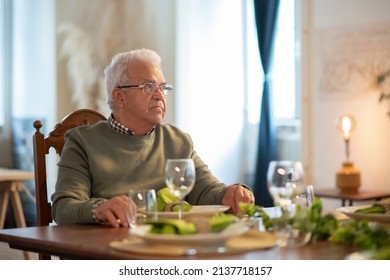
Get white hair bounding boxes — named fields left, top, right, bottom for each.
left=104, top=48, right=162, bottom=109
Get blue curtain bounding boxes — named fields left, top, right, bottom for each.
left=253, top=0, right=280, bottom=207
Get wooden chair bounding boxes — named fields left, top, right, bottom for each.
left=32, top=109, right=107, bottom=259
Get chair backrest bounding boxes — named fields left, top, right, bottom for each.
left=32, top=109, right=107, bottom=228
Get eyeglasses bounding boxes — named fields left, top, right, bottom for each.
left=117, top=82, right=173, bottom=96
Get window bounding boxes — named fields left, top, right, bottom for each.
left=246, top=0, right=300, bottom=124
left=272, top=0, right=299, bottom=121
left=0, top=0, right=11, bottom=127
left=0, top=0, right=6, bottom=126
left=245, top=0, right=301, bottom=162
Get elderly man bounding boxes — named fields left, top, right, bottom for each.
left=51, top=48, right=254, bottom=227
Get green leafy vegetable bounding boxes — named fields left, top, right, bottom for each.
left=145, top=218, right=197, bottom=235
left=156, top=188, right=193, bottom=212
left=330, top=219, right=390, bottom=250
left=208, top=214, right=237, bottom=233
left=240, top=198, right=390, bottom=253
left=355, top=204, right=385, bottom=214
left=144, top=213, right=237, bottom=235
left=371, top=247, right=390, bottom=260
left=239, top=202, right=263, bottom=217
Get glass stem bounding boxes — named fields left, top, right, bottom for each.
left=178, top=199, right=183, bottom=220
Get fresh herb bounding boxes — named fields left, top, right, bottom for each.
left=239, top=198, right=390, bottom=253
left=239, top=202, right=263, bottom=217
left=376, top=69, right=390, bottom=116
left=330, top=219, right=390, bottom=250
left=371, top=246, right=390, bottom=260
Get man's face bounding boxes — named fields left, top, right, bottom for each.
left=120, top=60, right=167, bottom=128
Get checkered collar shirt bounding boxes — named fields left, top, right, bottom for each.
left=109, top=114, right=154, bottom=136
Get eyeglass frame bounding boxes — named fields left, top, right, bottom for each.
left=117, top=82, right=174, bottom=96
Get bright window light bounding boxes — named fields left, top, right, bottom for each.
left=0, top=0, right=5, bottom=126
left=271, top=0, right=297, bottom=120
left=246, top=0, right=298, bottom=124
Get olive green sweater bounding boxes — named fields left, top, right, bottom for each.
left=51, top=121, right=228, bottom=224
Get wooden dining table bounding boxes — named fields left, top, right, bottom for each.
left=0, top=224, right=355, bottom=260
left=0, top=168, right=34, bottom=229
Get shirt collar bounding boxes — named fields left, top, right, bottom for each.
left=109, top=114, right=154, bottom=136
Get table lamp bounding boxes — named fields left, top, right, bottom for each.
left=335, top=114, right=361, bottom=193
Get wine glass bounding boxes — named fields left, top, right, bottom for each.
left=267, top=160, right=304, bottom=209
left=293, top=185, right=315, bottom=208
left=165, top=159, right=196, bottom=219
left=128, top=189, right=157, bottom=229
left=267, top=160, right=310, bottom=247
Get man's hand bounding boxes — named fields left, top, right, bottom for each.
left=222, top=184, right=255, bottom=215
left=95, top=195, right=137, bottom=227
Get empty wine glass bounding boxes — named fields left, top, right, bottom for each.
left=267, top=160, right=311, bottom=247
left=128, top=189, right=157, bottom=229
left=165, top=159, right=196, bottom=219
left=267, top=160, right=304, bottom=209
left=293, top=185, right=315, bottom=208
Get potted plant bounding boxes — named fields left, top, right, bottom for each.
left=377, top=69, right=390, bottom=115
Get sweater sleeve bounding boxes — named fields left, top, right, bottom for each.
left=186, top=150, right=229, bottom=205
left=51, top=129, right=103, bottom=225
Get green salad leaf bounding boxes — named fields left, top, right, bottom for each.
left=156, top=188, right=193, bottom=212
left=144, top=213, right=237, bottom=235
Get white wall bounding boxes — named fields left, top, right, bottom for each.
left=302, top=0, right=390, bottom=206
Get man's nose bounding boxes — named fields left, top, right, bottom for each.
left=152, top=87, right=164, bottom=100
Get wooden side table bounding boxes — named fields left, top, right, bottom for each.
left=315, top=188, right=390, bottom=207
left=0, top=168, right=34, bottom=260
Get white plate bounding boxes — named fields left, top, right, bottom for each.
left=337, top=205, right=390, bottom=223
left=142, top=205, right=230, bottom=219
left=131, top=221, right=249, bottom=247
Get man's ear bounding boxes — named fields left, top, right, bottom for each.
left=112, top=88, right=125, bottom=107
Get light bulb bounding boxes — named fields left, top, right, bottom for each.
left=336, top=114, right=355, bottom=141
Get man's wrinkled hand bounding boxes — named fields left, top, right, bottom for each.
left=95, top=195, right=136, bottom=227
left=222, top=184, right=255, bottom=215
